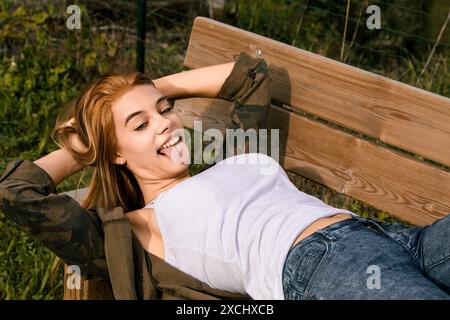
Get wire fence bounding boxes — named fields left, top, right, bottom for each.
left=3, top=0, right=446, bottom=91
left=117, top=0, right=449, bottom=96
left=13, top=0, right=441, bottom=89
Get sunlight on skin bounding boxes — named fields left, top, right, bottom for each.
left=111, top=84, right=191, bottom=205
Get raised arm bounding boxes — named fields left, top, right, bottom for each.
left=215, top=52, right=272, bottom=132
left=0, top=153, right=108, bottom=280
left=154, top=52, right=272, bottom=132
left=33, top=117, right=88, bottom=185
left=153, top=61, right=236, bottom=99
left=154, top=52, right=272, bottom=168
left=33, top=148, right=84, bottom=186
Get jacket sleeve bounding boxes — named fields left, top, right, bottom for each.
left=216, top=51, right=272, bottom=132
left=0, top=159, right=108, bottom=280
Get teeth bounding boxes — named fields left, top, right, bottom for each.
left=160, top=136, right=181, bottom=151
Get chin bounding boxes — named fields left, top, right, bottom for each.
left=156, top=156, right=188, bottom=177
left=163, top=161, right=190, bottom=179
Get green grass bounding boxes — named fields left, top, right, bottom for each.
left=0, top=214, right=63, bottom=299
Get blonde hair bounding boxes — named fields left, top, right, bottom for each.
left=52, top=72, right=154, bottom=212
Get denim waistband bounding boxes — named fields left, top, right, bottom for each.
left=289, top=215, right=371, bottom=254
left=313, top=215, right=370, bottom=241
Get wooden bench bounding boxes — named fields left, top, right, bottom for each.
left=62, top=16, right=450, bottom=299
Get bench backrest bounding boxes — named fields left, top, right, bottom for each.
left=174, top=17, right=450, bottom=226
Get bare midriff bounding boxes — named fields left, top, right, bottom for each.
left=290, top=213, right=353, bottom=249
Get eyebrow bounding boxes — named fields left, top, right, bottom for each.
left=124, top=95, right=167, bottom=127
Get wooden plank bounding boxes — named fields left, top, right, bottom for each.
left=174, top=97, right=232, bottom=134
left=184, top=17, right=450, bottom=168
left=172, top=97, right=450, bottom=225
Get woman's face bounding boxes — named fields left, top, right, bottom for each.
left=112, top=84, right=190, bottom=181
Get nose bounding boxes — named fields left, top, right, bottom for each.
left=157, top=113, right=173, bottom=135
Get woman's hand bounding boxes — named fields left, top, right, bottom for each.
left=34, top=117, right=89, bottom=185
left=63, top=118, right=88, bottom=154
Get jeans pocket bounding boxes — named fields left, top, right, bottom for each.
left=283, top=236, right=331, bottom=300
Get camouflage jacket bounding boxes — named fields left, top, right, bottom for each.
left=0, top=52, right=272, bottom=300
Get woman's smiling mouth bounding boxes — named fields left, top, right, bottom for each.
left=157, top=135, right=183, bottom=156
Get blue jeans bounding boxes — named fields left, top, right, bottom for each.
left=282, top=214, right=450, bottom=299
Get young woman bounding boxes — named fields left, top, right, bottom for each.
left=1, top=52, right=449, bottom=300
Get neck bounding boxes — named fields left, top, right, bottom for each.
left=138, top=170, right=191, bottom=205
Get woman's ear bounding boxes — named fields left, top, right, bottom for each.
left=114, top=153, right=126, bottom=165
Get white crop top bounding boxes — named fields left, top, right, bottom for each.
left=144, top=153, right=356, bottom=299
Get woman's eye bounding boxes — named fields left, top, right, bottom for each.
left=135, top=122, right=148, bottom=131
left=134, top=106, right=172, bottom=131
left=161, top=106, right=174, bottom=114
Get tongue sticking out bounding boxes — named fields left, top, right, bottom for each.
left=160, top=144, right=174, bottom=156
left=158, top=136, right=186, bottom=162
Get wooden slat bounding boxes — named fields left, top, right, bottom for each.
left=174, top=98, right=450, bottom=225
left=174, top=97, right=232, bottom=134
left=184, top=17, right=450, bottom=168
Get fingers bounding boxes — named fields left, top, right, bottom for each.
left=64, top=117, right=75, bottom=128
